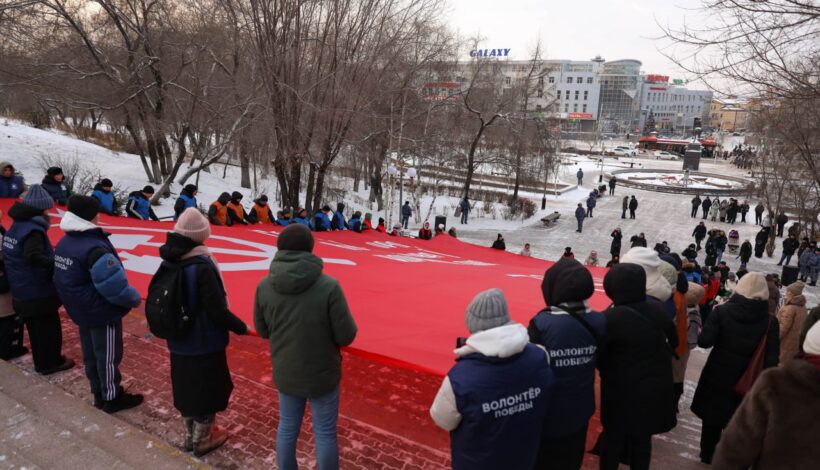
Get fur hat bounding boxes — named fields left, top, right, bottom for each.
left=22, top=184, right=54, bottom=211
left=277, top=223, right=314, bottom=253
left=804, top=321, right=820, bottom=355
left=466, top=288, right=511, bottom=334
left=174, top=208, right=211, bottom=244
left=733, top=272, right=769, bottom=301
left=604, top=263, right=647, bottom=305
left=685, top=282, right=705, bottom=307
left=621, top=247, right=673, bottom=302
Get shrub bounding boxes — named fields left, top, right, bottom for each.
left=38, top=154, right=129, bottom=215
left=506, top=197, right=536, bottom=220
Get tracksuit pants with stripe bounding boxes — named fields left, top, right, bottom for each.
left=79, top=320, right=123, bottom=401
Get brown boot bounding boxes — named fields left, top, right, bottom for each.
left=192, top=417, right=227, bottom=457
left=182, top=418, right=195, bottom=452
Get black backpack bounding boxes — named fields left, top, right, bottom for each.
left=145, top=259, right=203, bottom=340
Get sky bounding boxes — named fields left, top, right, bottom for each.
left=446, top=0, right=709, bottom=89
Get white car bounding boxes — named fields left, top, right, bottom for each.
left=655, top=150, right=680, bottom=160
left=614, top=146, right=637, bottom=156
left=610, top=148, right=629, bottom=157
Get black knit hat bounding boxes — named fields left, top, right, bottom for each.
left=277, top=223, right=314, bottom=253
left=68, top=195, right=100, bottom=222
left=142, top=185, right=155, bottom=194
left=604, top=263, right=647, bottom=306
left=100, top=178, right=113, bottom=188
left=322, top=205, right=331, bottom=212
left=257, top=195, right=269, bottom=203
left=183, top=184, right=198, bottom=193
left=541, top=258, right=594, bottom=306
left=231, top=191, right=243, bottom=200
left=47, top=166, right=63, bottom=177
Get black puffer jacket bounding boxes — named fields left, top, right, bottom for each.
left=597, top=263, right=678, bottom=435
left=691, top=294, right=779, bottom=427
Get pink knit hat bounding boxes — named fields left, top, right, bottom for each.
left=174, top=207, right=211, bottom=244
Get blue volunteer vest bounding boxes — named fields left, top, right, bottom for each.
left=92, top=189, right=115, bottom=214
left=530, top=310, right=605, bottom=436
left=166, top=257, right=229, bottom=356
left=2, top=220, right=57, bottom=301
left=0, top=175, right=24, bottom=198
left=275, top=218, right=291, bottom=226
left=174, top=194, right=198, bottom=221
left=293, top=217, right=309, bottom=226
left=128, top=194, right=150, bottom=219
left=53, top=229, right=130, bottom=326
left=447, top=344, right=553, bottom=470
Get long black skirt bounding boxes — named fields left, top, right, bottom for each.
left=170, top=349, right=233, bottom=417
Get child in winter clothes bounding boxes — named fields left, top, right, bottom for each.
left=686, top=283, right=705, bottom=351
left=584, top=250, right=599, bottom=267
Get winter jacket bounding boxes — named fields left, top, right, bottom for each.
left=401, top=203, right=412, bottom=217
left=528, top=307, right=605, bottom=437
left=597, top=298, right=677, bottom=434
left=173, top=191, right=198, bottom=221
left=126, top=191, right=158, bottom=221
left=91, top=185, right=116, bottom=215
left=292, top=216, right=309, bottom=226
left=348, top=216, right=362, bottom=232
left=227, top=201, right=248, bottom=225
left=430, top=323, right=554, bottom=470
left=740, top=203, right=749, bottom=214
left=739, top=241, right=752, bottom=262
left=702, top=199, right=712, bottom=212
left=715, top=234, right=728, bottom=251
left=782, top=237, right=799, bottom=256
left=491, top=239, right=506, bottom=250
left=610, top=231, right=622, bottom=255
left=208, top=197, right=232, bottom=226
left=331, top=210, right=347, bottom=230
left=776, top=213, right=788, bottom=227
left=692, top=224, right=707, bottom=240
left=628, top=198, right=638, bottom=211
left=41, top=174, right=70, bottom=205
left=574, top=206, right=585, bottom=221
left=418, top=228, right=432, bottom=240
left=0, top=162, right=25, bottom=198
left=248, top=203, right=274, bottom=224
left=313, top=211, right=332, bottom=231
left=254, top=250, right=357, bottom=398
left=53, top=212, right=139, bottom=327
left=719, top=201, right=728, bottom=218
left=622, top=197, right=628, bottom=210
left=682, top=247, right=697, bottom=262
left=586, top=195, right=596, bottom=209
left=684, top=269, right=703, bottom=284
left=576, top=169, right=583, bottom=181
left=691, top=196, right=701, bottom=208
left=692, top=295, right=780, bottom=427
left=767, top=280, right=780, bottom=317
left=754, top=204, right=764, bottom=216
left=160, top=233, right=246, bottom=355
left=776, top=293, right=807, bottom=363
left=712, top=359, right=820, bottom=469
left=2, top=203, right=57, bottom=302
left=709, top=204, right=719, bottom=220
left=459, top=199, right=470, bottom=214
left=630, top=235, right=647, bottom=248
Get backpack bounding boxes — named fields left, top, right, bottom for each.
left=145, top=259, right=204, bottom=340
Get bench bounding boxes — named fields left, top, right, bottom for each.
left=541, top=211, right=560, bottom=227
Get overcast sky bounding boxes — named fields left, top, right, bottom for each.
left=446, top=0, right=709, bottom=88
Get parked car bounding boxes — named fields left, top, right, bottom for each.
left=654, top=150, right=680, bottom=160
left=614, top=146, right=637, bottom=156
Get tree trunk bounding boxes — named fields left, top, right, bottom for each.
left=240, top=153, right=251, bottom=189
left=464, top=123, right=488, bottom=200
left=312, top=165, right=328, bottom=213
left=305, top=163, right=316, bottom=213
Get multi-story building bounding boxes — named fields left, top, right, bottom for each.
left=597, top=59, right=643, bottom=135
left=637, top=75, right=712, bottom=135
left=708, top=97, right=750, bottom=132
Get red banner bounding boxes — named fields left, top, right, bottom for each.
left=0, top=200, right=611, bottom=376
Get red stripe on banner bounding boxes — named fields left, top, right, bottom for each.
left=0, top=199, right=611, bottom=376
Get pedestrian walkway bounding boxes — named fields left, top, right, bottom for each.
left=0, top=359, right=205, bottom=470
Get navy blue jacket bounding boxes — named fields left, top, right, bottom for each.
left=2, top=217, right=56, bottom=301
left=173, top=193, right=197, bottom=221
left=314, top=212, right=332, bottom=231
left=401, top=204, right=412, bottom=217
left=91, top=187, right=115, bottom=215
left=448, top=344, right=553, bottom=470
left=126, top=191, right=157, bottom=220
left=587, top=195, right=597, bottom=209
left=0, top=175, right=25, bottom=198
left=528, top=308, right=605, bottom=436
left=348, top=216, right=362, bottom=232
left=54, top=226, right=139, bottom=326
left=575, top=206, right=586, bottom=221
left=166, top=258, right=229, bottom=356
left=41, top=175, right=69, bottom=205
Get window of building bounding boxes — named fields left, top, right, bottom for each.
left=557, top=90, right=561, bottom=99
left=574, top=90, right=579, bottom=100
left=548, top=76, right=555, bottom=83
left=538, top=77, right=544, bottom=85
left=564, top=104, right=569, bottom=112
left=583, top=90, right=588, bottom=100
left=567, top=77, right=573, bottom=84
left=505, top=76, right=511, bottom=85
left=577, top=77, right=583, bottom=83
left=536, top=104, right=542, bottom=112
left=537, top=89, right=543, bottom=98
left=582, top=104, right=587, bottom=112
left=587, top=77, right=593, bottom=84
left=573, top=104, right=578, bottom=112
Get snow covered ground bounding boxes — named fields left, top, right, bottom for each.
left=0, top=118, right=816, bottom=308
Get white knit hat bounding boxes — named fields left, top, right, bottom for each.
left=174, top=207, right=211, bottom=244
left=733, top=272, right=769, bottom=301
left=804, top=321, right=820, bottom=355
left=621, top=247, right=672, bottom=302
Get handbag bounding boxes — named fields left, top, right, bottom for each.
left=734, top=317, right=772, bottom=396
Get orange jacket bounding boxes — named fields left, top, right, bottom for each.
left=251, top=203, right=272, bottom=224
left=227, top=201, right=246, bottom=222
left=209, top=201, right=228, bottom=225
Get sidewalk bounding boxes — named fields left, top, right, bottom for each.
left=0, top=360, right=205, bottom=470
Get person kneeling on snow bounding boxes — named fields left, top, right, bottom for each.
left=430, top=289, right=555, bottom=470
left=126, top=185, right=159, bottom=221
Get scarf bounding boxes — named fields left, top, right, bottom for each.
left=804, top=354, right=820, bottom=372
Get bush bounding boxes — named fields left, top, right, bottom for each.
left=506, top=197, right=536, bottom=220
left=38, top=154, right=130, bottom=215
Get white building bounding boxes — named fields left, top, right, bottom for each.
left=637, top=75, right=712, bottom=135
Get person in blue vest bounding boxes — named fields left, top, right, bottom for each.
left=41, top=166, right=70, bottom=205
left=2, top=185, right=75, bottom=375
left=313, top=205, right=332, bottom=232
left=53, top=195, right=143, bottom=413
left=91, top=178, right=118, bottom=215
left=348, top=211, right=363, bottom=232
left=292, top=208, right=310, bottom=226
left=528, top=258, right=605, bottom=469
left=0, top=162, right=26, bottom=198
left=275, top=208, right=292, bottom=226
left=159, top=208, right=248, bottom=455
left=331, top=202, right=347, bottom=230
left=0, top=211, right=28, bottom=360
left=173, top=184, right=198, bottom=221
left=126, top=185, right=159, bottom=221
left=430, top=289, right=555, bottom=470
left=401, top=201, right=412, bottom=229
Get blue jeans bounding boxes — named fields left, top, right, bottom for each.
left=778, top=253, right=792, bottom=265
left=277, top=386, right=340, bottom=470
left=401, top=215, right=409, bottom=229
left=715, top=249, right=724, bottom=264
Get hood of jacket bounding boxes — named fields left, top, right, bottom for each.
left=604, top=263, right=647, bottom=305
left=621, top=247, right=673, bottom=302
left=60, top=211, right=98, bottom=233
left=159, top=232, right=200, bottom=262
left=541, top=257, right=594, bottom=306
left=785, top=293, right=807, bottom=307
left=266, top=250, right=323, bottom=295
left=0, top=161, right=13, bottom=174
left=455, top=323, right=529, bottom=358
left=217, top=192, right=231, bottom=205
left=8, top=202, right=48, bottom=226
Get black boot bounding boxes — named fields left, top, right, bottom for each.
left=103, top=389, right=144, bottom=413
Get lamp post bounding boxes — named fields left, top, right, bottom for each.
left=388, top=159, right=416, bottom=229
left=387, top=162, right=398, bottom=229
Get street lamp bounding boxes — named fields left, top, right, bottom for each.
left=386, top=161, right=417, bottom=229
